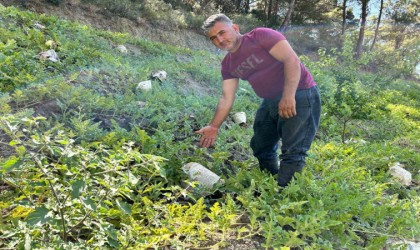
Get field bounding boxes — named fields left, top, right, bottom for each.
left=0, top=4, right=419, bottom=249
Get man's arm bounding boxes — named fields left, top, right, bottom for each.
left=269, top=40, right=301, bottom=119
left=195, top=78, right=239, bottom=148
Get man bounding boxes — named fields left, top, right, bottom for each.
left=195, top=14, right=321, bottom=187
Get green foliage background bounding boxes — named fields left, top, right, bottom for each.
left=0, top=4, right=419, bottom=249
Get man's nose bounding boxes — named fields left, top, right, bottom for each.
left=215, top=34, right=224, bottom=43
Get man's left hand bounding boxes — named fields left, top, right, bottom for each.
left=278, top=96, right=296, bottom=118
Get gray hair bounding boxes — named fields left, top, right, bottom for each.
left=201, top=14, right=232, bottom=35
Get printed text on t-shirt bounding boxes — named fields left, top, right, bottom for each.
left=232, top=54, right=264, bottom=78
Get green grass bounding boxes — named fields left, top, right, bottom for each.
left=0, top=4, right=419, bottom=249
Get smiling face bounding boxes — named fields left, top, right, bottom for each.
left=207, top=21, right=242, bottom=52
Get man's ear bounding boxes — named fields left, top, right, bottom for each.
left=233, top=24, right=240, bottom=33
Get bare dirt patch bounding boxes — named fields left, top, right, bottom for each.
left=0, top=132, right=14, bottom=159
left=179, top=74, right=216, bottom=97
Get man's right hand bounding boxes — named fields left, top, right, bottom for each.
left=195, top=125, right=219, bottom=148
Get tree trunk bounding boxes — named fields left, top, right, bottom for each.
left=267, top=0, right=273, bottom=24
left=355, top=0, right=369, bottom=59
left=279, top=0, right=295, bottom=32
left=394, top=28, right=406, bottom=49
left=370, top=0, right=383, bottom=51
left=273, top=0, right=279, bottom=20
left=245, top=0, right=250, bottom=13
left=341, top=0, right=347, bottom=35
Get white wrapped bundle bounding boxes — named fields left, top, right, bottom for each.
left=183, top=162, right=221, bottom=188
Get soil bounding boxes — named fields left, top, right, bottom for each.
left=0, top=133, right=14, bottom=159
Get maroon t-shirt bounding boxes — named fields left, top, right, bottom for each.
left=221, top=27, right=316, bottom=99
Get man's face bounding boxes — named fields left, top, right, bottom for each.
left=207, top=21, right=240, bottom=52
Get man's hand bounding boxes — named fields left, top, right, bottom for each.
left=278, top=96, right=296, bottom=119
left=195, top=125, right=219, bottom=148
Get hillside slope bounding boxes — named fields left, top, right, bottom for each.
left=0, top=0, right=215, bottom=51
left=0, top=4, right=419, bottom=250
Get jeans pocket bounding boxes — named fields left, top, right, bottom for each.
left=295, top=88, right=311, bottom=109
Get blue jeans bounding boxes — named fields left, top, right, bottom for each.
left=250, top=86, right=321, bottom=187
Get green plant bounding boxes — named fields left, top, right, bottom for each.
left=0, top=115, right=168, bottom=248
left=1, top=5, right=419, bottom=249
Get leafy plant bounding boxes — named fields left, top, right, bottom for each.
left=0, top=5, right=418, bottom=249
left=1, top=115, right=168, bottom=248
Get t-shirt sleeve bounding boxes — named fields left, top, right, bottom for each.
left=254, top=28, right=286, bottom=51
left=221, top=70, right=233, bottom=80
left=221, top=59, right=235, bottom=80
